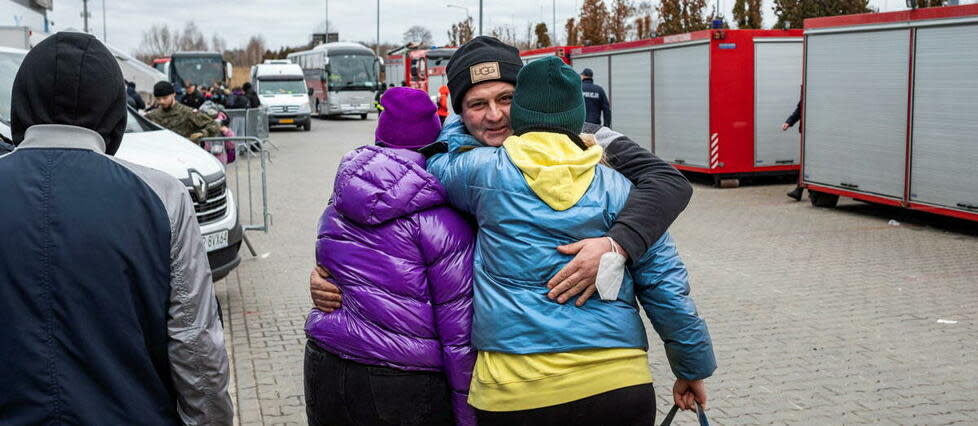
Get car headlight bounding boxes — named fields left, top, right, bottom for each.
left=298, top=103, right=311, bottom=113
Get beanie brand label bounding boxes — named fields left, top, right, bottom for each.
left=469, top=62, right=501, bottom=84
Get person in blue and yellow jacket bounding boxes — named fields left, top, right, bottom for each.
left=427, top=56, right=716, bottom=425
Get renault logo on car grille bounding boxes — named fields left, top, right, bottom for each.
left=190, top=171, right=208, bottom=203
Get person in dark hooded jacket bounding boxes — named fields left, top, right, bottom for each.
left=126, top=80, right=146, bottom=110
left=0, top=32, right=233, bottom=426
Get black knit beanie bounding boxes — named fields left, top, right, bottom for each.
left=446, top=36, right=522, bottom=113
left=510, top=57, right=585, bottom=136
left=153, top=81, right=175, bottom=97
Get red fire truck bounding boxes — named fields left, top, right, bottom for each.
left=520, top=46, right=579, bottom=65
left=385, top=45, right=457, bottom=104
left=800, top=4, right=978, bottom=222
left=569, top=30, right=804, bottom=187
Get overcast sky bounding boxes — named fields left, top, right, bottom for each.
left=46, top=0, right=977, bottom=55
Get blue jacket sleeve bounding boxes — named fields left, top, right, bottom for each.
left=630, top=233, right=716, bottom=381
left=426, top=148, right=494, bottom=215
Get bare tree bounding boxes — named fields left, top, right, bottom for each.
left=448, top=17, right=475, bottom=46
left=211, top=35, right=227, bottom=55
left=178, top=21, right=208, bottom=51
left=403, top=26, right=434, bottom=45
left=243, top=36, right=266, bottom=66
left=135, top=23, right=179, bottom=62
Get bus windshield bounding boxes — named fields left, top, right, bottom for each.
left=172, top=55, right=224, bottom=88
left=327, top=54, right=378, bottom=90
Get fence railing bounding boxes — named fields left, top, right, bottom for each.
left=202, top=106, right=272, bottom=256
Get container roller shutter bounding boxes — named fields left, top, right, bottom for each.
left=910, top=24, right=978, bottom=211
left=654, top=43, right=709, bottom=167
left=754, top=41, right=803, bottom=166
left=610, top=52, right=653, bottom=151
left=803, top=30, right=908, bottom=198
left=572, top=56, right=609, bottom=92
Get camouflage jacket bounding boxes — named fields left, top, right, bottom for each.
left=145, top=102, right=220, bottom=143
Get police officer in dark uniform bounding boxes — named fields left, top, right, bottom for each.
left=581, top=68, right=611, bottom=128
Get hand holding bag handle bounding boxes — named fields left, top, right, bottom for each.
left=660, top=401, right=709, bottom=426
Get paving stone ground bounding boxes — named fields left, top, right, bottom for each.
left=216, top=117, right=978, bottom=425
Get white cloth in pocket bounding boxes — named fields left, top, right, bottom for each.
left=595, top=238, right=626, bottom=301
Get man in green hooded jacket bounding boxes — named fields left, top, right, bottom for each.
left=145, top=81, right=220, bottom=143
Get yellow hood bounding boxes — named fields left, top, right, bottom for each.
left=503, top=132, right=603, bottom=211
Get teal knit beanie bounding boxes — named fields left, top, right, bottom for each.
left=510, top=56, right=586, bottom=136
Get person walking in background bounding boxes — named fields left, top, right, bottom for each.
left=782, top=99, right=804, bottom=201
left=181, top=83, right=204, bottom=109
left=242, top=82, right=261, bottom=108
left=305, top=87, right=476, bottom=426
left=126, top=80, right=146, bottom=110
left=581, top=68, right=611, bottom=128
left=0, top=32, right=232, bottom=426
left=437, top=84, right=450, bottom=124
left=146, top=81, right=222, bottom=144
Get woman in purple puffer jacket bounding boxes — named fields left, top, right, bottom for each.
left=304, top=87, right=476, bottom=426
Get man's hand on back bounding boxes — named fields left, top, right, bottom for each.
left=547, top=237, right=627, bottom=307
left=310, top=266, right=342, bottom=312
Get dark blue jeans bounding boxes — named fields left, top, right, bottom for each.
left=304, top=340, right=454, bottom=426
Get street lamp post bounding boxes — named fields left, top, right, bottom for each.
left=81, top=0, right=90, bottom=33
left=376, top=0, right=380, bottom=55
left=479, top=0, right=483, bottom=36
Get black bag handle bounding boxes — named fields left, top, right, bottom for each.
left=659, top=401, right=708, bottom=426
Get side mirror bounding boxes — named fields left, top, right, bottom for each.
left=308, top=87, right=314, bottom=96
left=225, top=62, right=233, bottom=80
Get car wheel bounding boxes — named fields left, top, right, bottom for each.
left=303, top=120, right=312, bottom=131
left=360, top=113, right=367, bottom=120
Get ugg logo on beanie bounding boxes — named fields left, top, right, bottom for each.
left=469, top=62, right=501, bottom=84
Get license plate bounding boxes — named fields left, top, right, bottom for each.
left=279, top=118, right=295, bottom=124
left=203, top=230, right=229, bottom=252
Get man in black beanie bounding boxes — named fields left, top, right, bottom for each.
left=146, top=80, right=222, bottom=144
left=0, top=32, right=232, bottom=425
left=311, top=35, right=694, bottom=312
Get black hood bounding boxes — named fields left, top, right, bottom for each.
left=11, top=32, right=127, bottom=155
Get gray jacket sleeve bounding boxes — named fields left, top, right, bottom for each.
left=167, top=182, right=234, bottom=425
left=113, top=158, right=233, bottom=425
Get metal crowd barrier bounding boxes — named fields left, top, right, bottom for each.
left=223, top=106, right=277, bottom=151
left=202, top=107, right=273, bottom=257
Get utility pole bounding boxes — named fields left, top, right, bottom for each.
left=81, top=0, right=91, bottom=33
left=376, top=0, right=380, bottom=55
left=102, top=0, right=107, bottom=42
left=552, top=0, right=556, bottom=46
left=479, top=0, right=483, bottom=36
left=325, top=0, right=330, bottom=35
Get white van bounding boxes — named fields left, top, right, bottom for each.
left=250, top=63, right=313, bottom=131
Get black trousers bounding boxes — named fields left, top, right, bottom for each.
left=476, top=383, right=656, bottom=426
left=304, top=340, right=454, bottom=426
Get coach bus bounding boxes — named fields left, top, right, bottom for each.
left=288, top=42, right=380, bottom=119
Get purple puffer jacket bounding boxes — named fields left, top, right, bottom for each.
left=306, top=145, right=476, bottom=425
